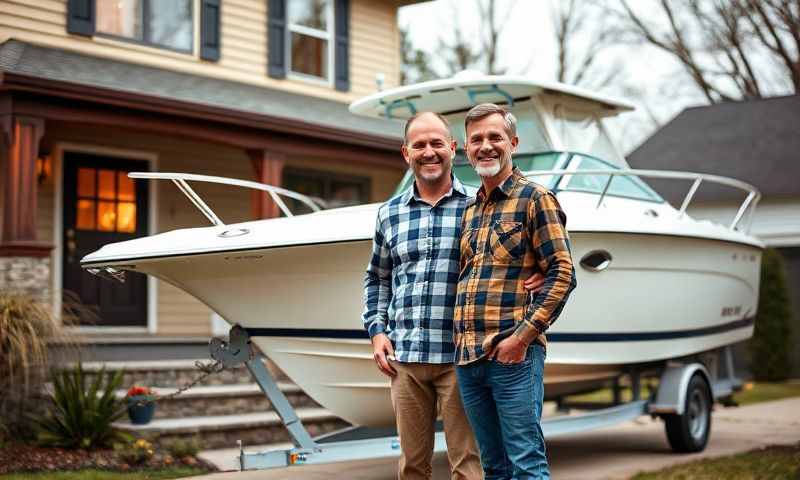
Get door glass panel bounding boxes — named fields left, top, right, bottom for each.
left=118, top=172, right=135, bottom=201
left=117, top=202, right=137, bottom=233
left=97, top=201, right=117, bottom=231
left=77, top=168, right=96, bottom=197
left=98, top=170, right=116, bottom=200
left=76, top=199, right=96, bottom=230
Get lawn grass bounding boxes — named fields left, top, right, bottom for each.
left=562, top=381, right=800, bottom=407
left=732, top=381, right=800, bottom=406
left=630, top=443, right=800, bottom=480
left=0, top=467, right=207, bottom=480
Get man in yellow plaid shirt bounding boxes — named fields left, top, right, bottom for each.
left=454, top=103, right=577, bottom=480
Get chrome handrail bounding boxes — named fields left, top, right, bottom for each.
left=129, top=172, right=326, bottom=226
left=522, top=168, right=761, bottom=232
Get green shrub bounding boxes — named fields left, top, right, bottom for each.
left=33, top=363, right=130, bottom=449
left=166, top=437, right=202, bottom=458
left=750, top=248, right=793, bottom=381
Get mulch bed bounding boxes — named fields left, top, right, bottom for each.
left=0, top=444, right=217, bottom=475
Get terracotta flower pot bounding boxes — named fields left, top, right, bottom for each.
left=127, top=395, right=156, bottom=424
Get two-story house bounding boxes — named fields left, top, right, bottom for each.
left=0, top=0, right=418, bottom=348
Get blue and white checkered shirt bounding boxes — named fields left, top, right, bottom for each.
left=362, top=177, right=469, bottom=364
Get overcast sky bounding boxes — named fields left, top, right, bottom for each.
left=398, top=0, right=714, bottom=154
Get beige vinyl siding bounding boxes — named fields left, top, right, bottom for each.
left=350, top=0, right=400, bottom=95
left=36, top=171, right=55, bottom=245
left=0, top=0, right=399, bottom=102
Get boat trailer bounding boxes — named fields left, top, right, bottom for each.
left=211, top=324, right=743, bottom=470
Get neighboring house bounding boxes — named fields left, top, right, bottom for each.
left=0, top=0, right=418, bottom=352
left=628, top=94, right=800, bottom=376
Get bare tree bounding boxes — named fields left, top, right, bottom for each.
left=435, top=0, right=513, bottom=76
left=400, top=27, right=438, bottom=85
left=437, top=8, right=482, bottom=75
left=475, top=0, right=514, bottom=74
left=605, top=0, right=799, bottom=103
left=551, top=0, right=622, bottom=89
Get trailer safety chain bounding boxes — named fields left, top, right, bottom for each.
left=127, top=360, right=226, bottom=408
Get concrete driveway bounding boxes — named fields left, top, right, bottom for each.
left=197, top=397, right=800, bottom=480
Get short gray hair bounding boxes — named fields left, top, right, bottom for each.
left=464, top=103, right=517, bottom=138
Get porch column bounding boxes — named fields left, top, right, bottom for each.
left=248, top=149, right=286, bottom=219
left=0, top=115, right=52, bottom=298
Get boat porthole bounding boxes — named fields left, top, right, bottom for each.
left=219, top=228, right=250, bottom=238
left=580, top=250, right=613, bottom=272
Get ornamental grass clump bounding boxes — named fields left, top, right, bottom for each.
left=0, top=291, right=80, bottom=441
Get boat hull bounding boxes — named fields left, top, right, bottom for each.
left=126, top=231, right=760, bottom=426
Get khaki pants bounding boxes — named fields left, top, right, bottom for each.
left=390, top=361, right=482, bottom=480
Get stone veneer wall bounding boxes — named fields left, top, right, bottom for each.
left=0, top=256, right=51, bottom=301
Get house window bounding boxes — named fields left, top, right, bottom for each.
left=288, top=0, right=333, bottom=81
left=96, top=0, right=194, bottom=52
left=283, top=168, right=370, bottom=213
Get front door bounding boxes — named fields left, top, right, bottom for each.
left=62, top=152, right=149, bottom=327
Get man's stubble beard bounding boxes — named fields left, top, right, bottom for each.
left=414, top=152, right=453, bottom=186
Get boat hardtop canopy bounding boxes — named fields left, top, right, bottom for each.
left=349, top=71, right=635, bottom=120
left=351, top=72, right=634, bottom=167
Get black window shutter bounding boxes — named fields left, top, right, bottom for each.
left=200, top=0, right=221, bottom=61
left=267, top=0, right=287, bottom=79
left=334, top=0, right=350, bottom=91
left=67, top=0, right=95, bottom=37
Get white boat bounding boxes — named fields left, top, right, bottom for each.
left=82, top=74, right=763, bottom=428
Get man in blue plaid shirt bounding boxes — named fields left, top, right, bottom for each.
left=363, top=112, right=482, bottom=479
left=363, top=112, right=543, bottom=479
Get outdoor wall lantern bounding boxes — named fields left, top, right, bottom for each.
left=36, top=154, right=52, bottom=184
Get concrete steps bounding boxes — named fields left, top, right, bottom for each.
left=78, top=358, right=351, bottom=449
left=113, top=408, right=349, bottom=449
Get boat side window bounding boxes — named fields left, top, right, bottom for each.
left=564, top=155, right=663, bottom=202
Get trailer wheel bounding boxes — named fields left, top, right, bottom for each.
left=664, top=373, right=712, bottom=453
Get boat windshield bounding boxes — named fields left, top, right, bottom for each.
left=559, top=154, right=663, bottom=203
left=391, top=151, right=561, bottom=197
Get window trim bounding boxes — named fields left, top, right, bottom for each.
left=95, top=0, right=196, bottom=55
left=285, top=0, right=335, bottom=86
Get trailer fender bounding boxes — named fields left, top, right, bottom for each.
left=648, top=363, right=711, bottom=416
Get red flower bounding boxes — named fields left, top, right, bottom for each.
left=126, top=385, right=153, bottom=397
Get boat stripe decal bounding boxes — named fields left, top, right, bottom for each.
left=243, top=317, right=754, bottom=342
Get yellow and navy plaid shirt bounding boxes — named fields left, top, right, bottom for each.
left=454, top=166, right=576, bottom=365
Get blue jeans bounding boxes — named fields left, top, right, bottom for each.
left=456, top=343, right=549, bottom=480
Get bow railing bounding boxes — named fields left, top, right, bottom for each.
left=128, top=172, right=326, bottom=226
left=522, top=168, right=760, bottom=232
